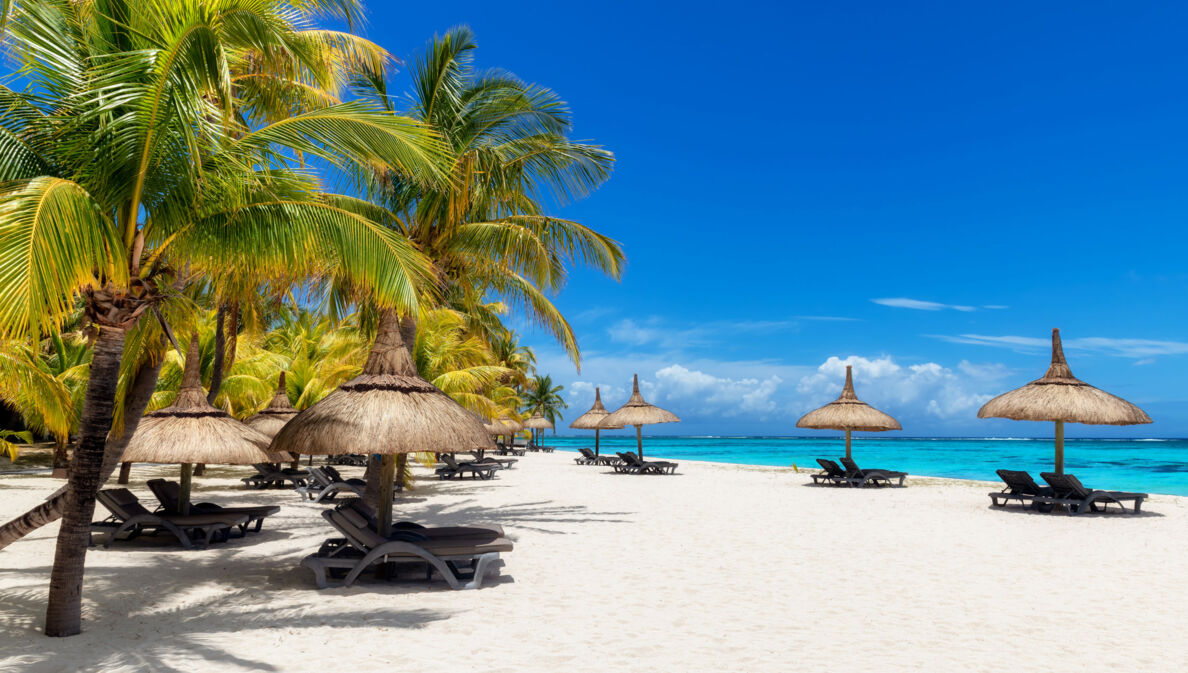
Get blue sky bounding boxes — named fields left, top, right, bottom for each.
left=364, top=2, right=1188, bottom=437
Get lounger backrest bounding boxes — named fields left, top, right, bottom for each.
left=839, top=456, right=862, bottom=475
left=816, top=458, right=844, bottom=476
left=1040, top=472, right=1089, bottom=498
left=309, top=467, right=334, bottom=487
left=440, top=455, right=460, bottom=469
left=996, top=470, right=1042, bottom=495
left=579, top=448, right=594, bottom=459
left=252, top=463, right=274, bottom=474
left=324, top=466, right=347, bottom=483
left=146, top=479, right=181, bottom=510
left=341, top=498, right=380, bottom=528
left=324, top=508, right=386, bottom=551
left=98, top=488, right=152, bottom=520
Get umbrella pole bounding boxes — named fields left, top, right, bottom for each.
left=594, top=429, right=600, bottom=457
left=377, top=454, right=397, bottom=536
left=845, top=429, right=852, bottom=461
left=636, top=425, right=643, bottom=460
left=178, top=463, right=193, bottom=515
left=1055, top=420, right=1064, bottom=475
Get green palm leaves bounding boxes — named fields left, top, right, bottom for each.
left=376, top=26, right=624, bottom=367
left=0, top=0, right=451, bottom=346
left=0, top=178, right=125, bottom=340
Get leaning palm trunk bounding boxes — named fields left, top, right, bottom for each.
left=0, top=354, right=162, bottom=551
left=44, top=326, right=125, bottom=636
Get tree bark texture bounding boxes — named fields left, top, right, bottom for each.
left=43, top=326, right=125, bottom=636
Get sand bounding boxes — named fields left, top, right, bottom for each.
left=0, top=451, right=1186, bottom=673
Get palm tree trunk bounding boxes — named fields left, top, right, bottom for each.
left=362, top=455, right=381, bottom=507
left=194, top=306, right=229, bottom=479
left=0, top=353, right=163, bottom=551
left=51, top=437, right=69, bottom=477
left=116, top=461, right=131, bottom=484
left=44, top=326, right=125, bottom=637
left=364, top=312, right=418, bottom=502
left=206, top=305, right=227, bottom=404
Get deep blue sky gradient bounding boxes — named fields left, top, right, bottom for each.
left=359, top=2, right=1188, bottom=437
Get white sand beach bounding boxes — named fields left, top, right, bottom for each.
left=1, top=452, right=1186, bottom=673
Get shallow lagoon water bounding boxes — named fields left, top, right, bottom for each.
left=546, top=436, right=1188, bottom=496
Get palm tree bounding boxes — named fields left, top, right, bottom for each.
left=0, top=339, right=76, bottom=461
left=368, top=26, right=626, bottom=365
left=522, top=374, right=566, bottom=444
left=413, top=308, right=511, bottom=416
left=0, top=1, right=447, bottom=636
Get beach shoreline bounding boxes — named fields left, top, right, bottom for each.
left=2, top=452, right=1186, bottom=672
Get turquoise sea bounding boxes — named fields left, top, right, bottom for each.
left=546, top=436, right=1188, bottom=496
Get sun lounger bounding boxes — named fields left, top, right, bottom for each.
left=494, top=442, right=526, bottom=456
left=811, top=458, right=855, bottom=486
left=472, top=456, right=517, bottom=470
left=575, top=448, right=598, bottom=465
left=435, top=455, right=499, bottom=480
left=612, top=451, right=677, bottom=475
left=93, top=488, right=247, bottom=549
left=297, top=466, right=366, bottom=503
left=988, top=470, right=1055, bottom=511
left=327, top=454, right=369, bottom=467
left=242, top=463, right=309, bottom=489
left=147, top=479, right=280, bottom=534
left=301, top=500, right=512, bottom=589
left=1038, top=472, right=1149, bottom=515
left=839, top=456, right=907, bottom=487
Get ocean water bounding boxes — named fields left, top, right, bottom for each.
left=545, top=435, right=1188, bottom=496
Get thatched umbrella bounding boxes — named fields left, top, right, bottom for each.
left=120, top=334, right=274, bottom=514
left=569, top=387, right=622, bottom=456
left=523, top=411, right=553, bottom=447
left=978, top=328, right=1151, bottom=473
left=484, top=416, right=523, bottom=449
left=600, top=374, right=679, bottom=460
left=796, top=365, right=901, bottom=460
left=270, top=310, right=493, bottom=534
left=245, top=372, right=303, bottom=467
left=245, top=372, right=298, bottom=438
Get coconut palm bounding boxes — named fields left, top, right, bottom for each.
left=413, top=308, right=511, bottom=416
left=0, top=1, right=448, bottom=636
left=367, top=26, right=625, bottom=365
left=0, top=339, right=76, bottom=460
left=522, top=374, right=566, bottom=444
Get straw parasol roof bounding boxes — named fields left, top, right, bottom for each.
left=270, top=311, right=493, bottom=458
left=569, top=387, right=622, bottom=456
left=601, top=374, right=680, bottom=428
left=796, top=365, right=901, bottom=432
left=977, top=328, right=1151, bottom=474
left=484, top=417, right=523, bottom=435
left=270, top=309, right=492, bottom=534
left=569, top=388, right=623, bottom=430
left=121, top=334, right=276, bottom=465
left=601, top=374, right=680, bottom=460
left=978, top=329, right=1152, bottom=426
left=523, top=412, right=554, bottom=430
left=244, top=372, right=299, bottom=439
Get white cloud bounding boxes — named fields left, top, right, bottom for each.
left=653, top=364, right=783, bottom=417
left=796, top=355, right=1011, bottom=420
left=933, top=334, right=1188, bottom=359
left=871, top=297, right=977, bottom=312
left=605, top=317, right=794, bottom=349
left=606, top=318, right=670, bottom=346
